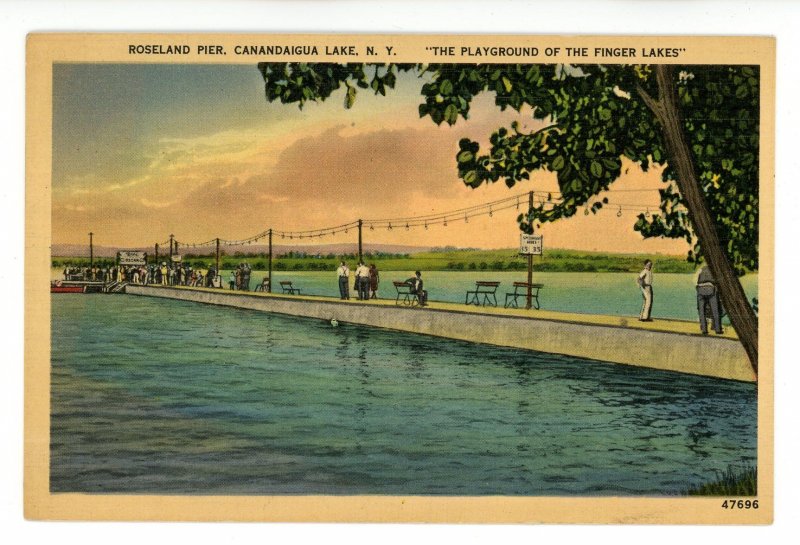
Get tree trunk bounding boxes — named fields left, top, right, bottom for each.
left=643, top=66, right=758, bottom=377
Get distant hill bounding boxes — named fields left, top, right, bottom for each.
left=51, top=242, right=436, bottom=258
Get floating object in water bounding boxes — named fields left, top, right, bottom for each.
left=330, top=318, right=339, bottom=327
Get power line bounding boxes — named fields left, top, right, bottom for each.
left=168, top=188, right=671, bottom=249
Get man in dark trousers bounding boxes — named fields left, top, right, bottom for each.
left=405, top=271, right=428, bottom=307
left=695, top=265, right=723, bottom=335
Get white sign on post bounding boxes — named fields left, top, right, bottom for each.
left=117, top=250, right=147, bottom=266
left=519, top=234, right=543, bottom=255
left=171, top=254, right=183, bottom=263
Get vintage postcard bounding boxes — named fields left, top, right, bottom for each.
left=25, top=33, right=774, bottom=523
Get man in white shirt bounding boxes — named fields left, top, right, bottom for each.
left=336, top=261, right=350, bottom=300
left=355, top=261, right=371, bottom=300
left=637, top=259, right=653, bottom=321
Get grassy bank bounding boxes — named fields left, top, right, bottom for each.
left=686, top=466, right=757, bottom=496
left=52, top=248, right=697, bottom=274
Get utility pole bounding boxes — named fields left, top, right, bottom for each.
left=88, top=232, right=94, bottom=280
left=268, top=228, right=273, bottom=293
left=169, top=234, right=174, bottom=260
left=526, top=191, right=534, bottom=310
left=155, top=243, right=159, bottom=265
left=358, top=219, right=363, bottom=263
left=215, top=238, right=221, bottom=286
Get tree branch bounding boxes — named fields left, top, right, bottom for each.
left=635, top=82, right=663, bottom=122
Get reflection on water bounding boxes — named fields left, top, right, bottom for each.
left=51, top=294, right=756, bottom=495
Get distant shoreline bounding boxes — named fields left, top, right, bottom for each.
left=52, top=248, right=711, bottom=274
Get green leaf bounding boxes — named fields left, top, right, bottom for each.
left=590, top=160, right=603, bottom=177
left=344, top=86, right=357, bottom=109
left=457, top=150, right=474, bottom=164
left=439, top=79, right=453, bottom=95
left=551, top=156, right=565, bottom=171
left=502, top=76, right=513, bottom=93
left=463, top=170, right=479, bottom=187
left=444, top=103, right=459, bottom=125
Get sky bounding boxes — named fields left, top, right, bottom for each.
left=52, top=63, right=689, bottom=255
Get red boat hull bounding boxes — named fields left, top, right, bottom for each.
left=51, top=285, right=84, bottom=293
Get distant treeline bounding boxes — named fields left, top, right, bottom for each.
left=52, top=248, right=699, bottom=273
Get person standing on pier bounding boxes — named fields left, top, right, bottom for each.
left=354, top=261, right=370, bottom=300
left=637, top=259, right=653, bottom=322
left=242, top=263, right=251, bottom=291
left=695, top=265, right=724, bottom=335
left=337, top=261, right=350, bottom=300
left=369, top=263, right=380, bottom=299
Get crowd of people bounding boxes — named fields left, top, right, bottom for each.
left=228, top=262, right=252, bottom=290
left=65, top=263, right=221, bottom=287
left=333, top=261, right=427, bottom=306
left=336, top=261, right=382, bottom=301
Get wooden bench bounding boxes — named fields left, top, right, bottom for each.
left=504, top=282, right=544, bottom=309
left=465, top=281, right=500, bottom=307
left=393, top=281, right=419, bottom=306
left=279, top=280, right=301, bottom=295
left=253, top=278, right=270, bottom=292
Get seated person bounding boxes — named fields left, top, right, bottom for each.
left=404, top=271, right=428, bottom=306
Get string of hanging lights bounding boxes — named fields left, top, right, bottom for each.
left=163, top=189, right=667, bottom=249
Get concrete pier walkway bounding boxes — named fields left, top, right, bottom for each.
left=126, top=285, right=755, bottom=382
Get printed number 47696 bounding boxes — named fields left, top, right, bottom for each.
left=721, top=499, right=758, bottom=509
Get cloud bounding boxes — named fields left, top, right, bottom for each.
left=140, top=198, right=176, bottom=209
left=50, top=86, right=687, bottom=257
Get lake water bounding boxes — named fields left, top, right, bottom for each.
left=50, top=294, right=757, bottom=495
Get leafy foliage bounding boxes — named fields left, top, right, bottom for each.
left=257, top=62, right=759, bottom=274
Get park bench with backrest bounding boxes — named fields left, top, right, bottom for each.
left=279, top=280, right=301, bottom=295
left=504, top=282, right=544, bottom=310
left=393, top=281, right=419, bottom=306
left=254, top=277, right=271, bottom=292
left=505, top=282, right=544, bottom=310
left=465, top=281, right=501, bottom=307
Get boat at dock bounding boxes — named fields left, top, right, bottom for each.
left=50, top=280, right=105, bottom=293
